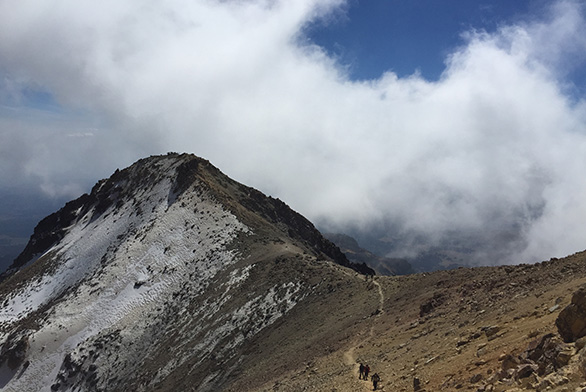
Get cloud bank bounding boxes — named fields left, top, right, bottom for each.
left=1, top=0, right=586, bottom=265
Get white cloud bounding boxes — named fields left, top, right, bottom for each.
left=0, top=0, right=585, bottom=264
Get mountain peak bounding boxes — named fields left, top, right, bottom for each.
left=0, top=153, right=374, bottom=391
left=5, top=153, right=371, bottom=278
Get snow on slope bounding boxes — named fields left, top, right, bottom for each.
left=0, top=155, right=308, bottom=392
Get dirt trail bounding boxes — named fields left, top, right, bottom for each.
left=342, top=276, right=386, bottom=390
left=373, top=279, right=384, bottom=314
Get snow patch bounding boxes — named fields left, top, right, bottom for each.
left=0, top=156, right=253, bottom=392
left=153, top=280, right=304, bottom=387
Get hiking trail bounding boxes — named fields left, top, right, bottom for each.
left=342, top=275, right=385, bottom=390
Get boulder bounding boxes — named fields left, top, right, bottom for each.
left=515, top=363, right=538, bottom=379
left=523, top=333, right=571, bottom=374
left=483, top=325, right=501, bottom=339
left=556, top=286, right=586, bottom=343
left=501, top=354, right=521, bottom=373
left=419, top=293, right=446, bottom=317
left=576, top=336, right=586, bottom=352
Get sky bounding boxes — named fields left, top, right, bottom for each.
left=1, top=0, right=586, bottom=268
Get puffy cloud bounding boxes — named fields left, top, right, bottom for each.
left=0, top=0, right=585, bottom=264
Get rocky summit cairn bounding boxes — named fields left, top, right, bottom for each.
left=556, top=285, right=586, bottom=343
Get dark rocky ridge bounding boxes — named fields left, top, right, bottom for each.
left=2, top=153, right=373, bottom=282
left=5, top=194, right=90, bottom=275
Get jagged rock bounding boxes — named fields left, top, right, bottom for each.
left=483, top=325, right=501, bottom=338
left=500, top=354, right=520, bottom=373
left=0, top=331, right=29, bottom=370
left=536, top=373, right=569, bottom=391
left=514, top=363, right=538, bottom=379
left=419, top=293, right=446, bottom=317
left=523, top=333, right=571, bottom=375
left=556, top=346, right=574, bottom=367
left=556, top=286, right=586, bottom=343
left=477, top=344, right=488, bottom=357
left=491, top=333, right=575, bottom=388
left=579, top=348, right=586, bottom=379
left=518, top=372, right=539, bottom=389
left=576, top=336, right=586, bottom=352
left=456, top=338, right=469, bottom=347
left=483, top=325, right=503, bottom=341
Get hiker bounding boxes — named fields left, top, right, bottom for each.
left=372, top=373, right=381, bottom=390
left=359, top=363, right=365, bottom=380
left=364, top=364, right=370, bottom=380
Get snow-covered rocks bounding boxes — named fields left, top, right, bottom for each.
left=0, top=154, right=341, bottom=392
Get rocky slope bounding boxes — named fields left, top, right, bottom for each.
left=0, top=153, right=371, bottom=392
left=237, top=253, right=586, bottom=392
left=1, top=153, right=586, bottom=392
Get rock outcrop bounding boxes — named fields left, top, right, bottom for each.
left=556, top=286, right=586, bottom=343
left=0, top=330, right=29, bottom=370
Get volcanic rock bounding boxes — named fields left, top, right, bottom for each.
left=556, top=286, right=586, bottom=342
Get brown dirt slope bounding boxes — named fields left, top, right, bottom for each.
left=224, top=251, right=586, bottom=392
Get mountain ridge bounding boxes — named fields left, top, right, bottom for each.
left=2, top=154, right=373, bottom=281
left=0, top=153, right=374, bottom=391
left=1, top=153, right=586, bottom=392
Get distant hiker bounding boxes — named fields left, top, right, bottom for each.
left=372, top=373, right=381, bottom=390
left=364, top=364, right=370, bottom=380
left=413, top=377, right=422, bottom=391
left=359, top=363, right=365, bottom=380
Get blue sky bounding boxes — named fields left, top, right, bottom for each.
left=308, top=1, right=533, bottom=80
left=1, top=0, right=586, bottom=270
left=307, top=1, right=585, bottom=98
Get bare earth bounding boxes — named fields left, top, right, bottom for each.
left=228, top=250, right=586, bottom=392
